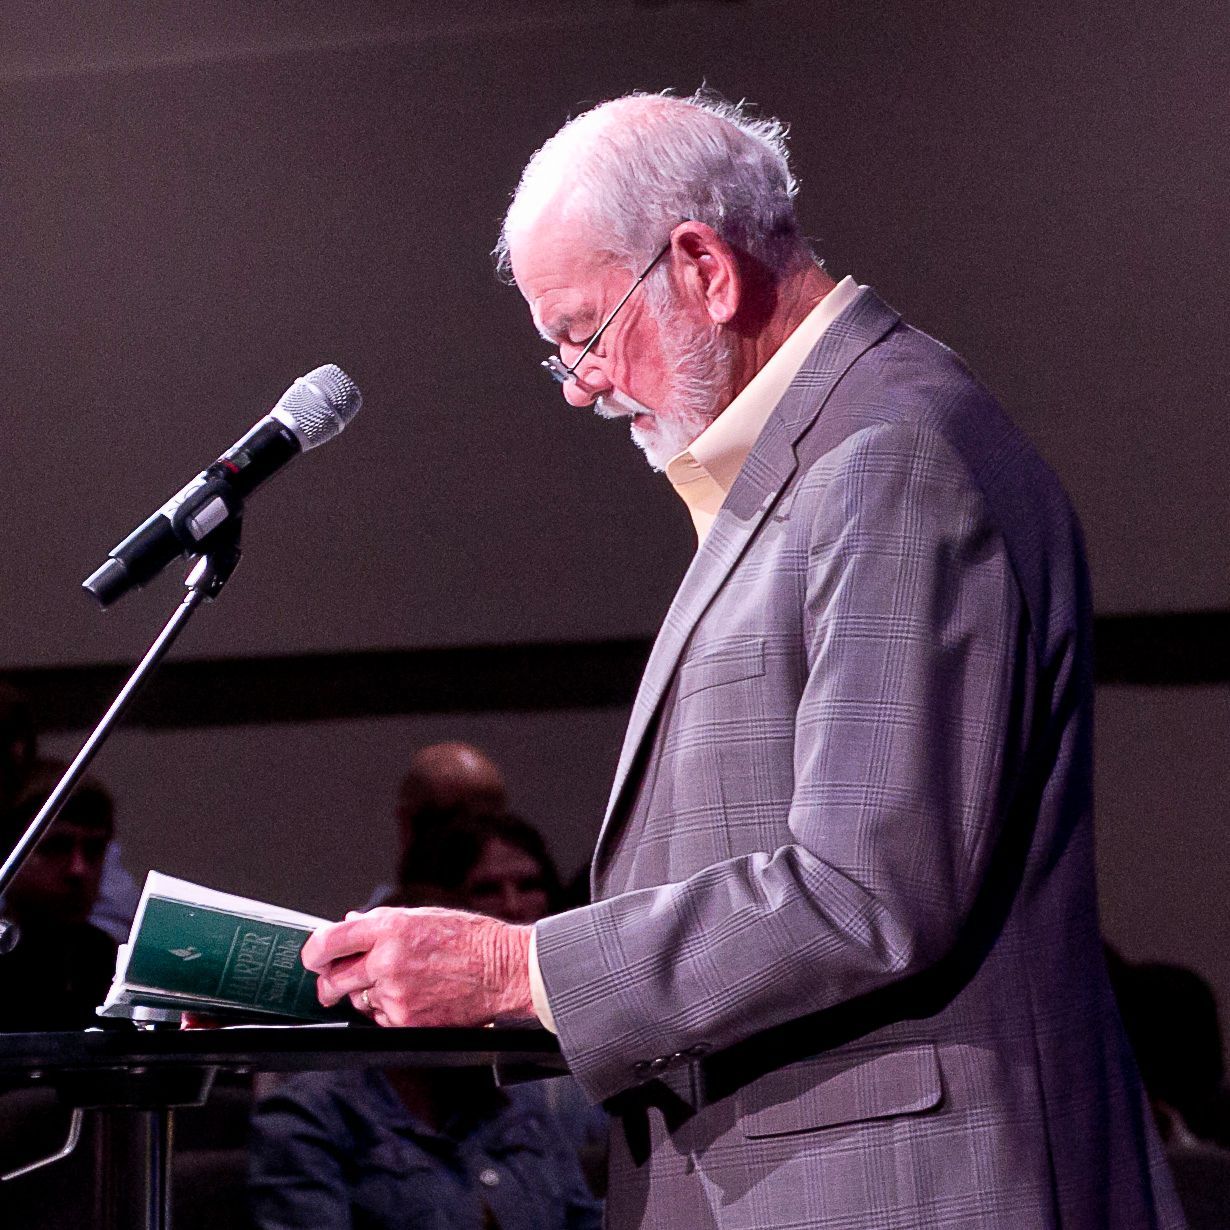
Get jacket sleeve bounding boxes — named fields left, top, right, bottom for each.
left=534, top=422, right=1032, bottom=1103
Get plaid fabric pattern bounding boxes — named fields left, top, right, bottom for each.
left=536, top=289, right=1186, bottom=1229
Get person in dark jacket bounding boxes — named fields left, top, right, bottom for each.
left=0, top=760, right=118, bottom=1031
left=249, top=810, right=602, bottom=1230
left=250, top=1067, right=599, bottom=1230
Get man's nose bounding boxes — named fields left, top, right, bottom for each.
left=559, top=356, right=610, bottom=408
left=561, top=379, right=598, bottom=408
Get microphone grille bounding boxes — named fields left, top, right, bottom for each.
left=272, top=363, right=363, bottom=451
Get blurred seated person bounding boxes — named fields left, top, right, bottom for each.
left=1108, top=950, right=1230, bottom=1229
left=0, top=682, right=137, bottom=944
left=249, top=810, right=602, bottom=1229
left=366, top=741, right=509, bottom=910
left=396, top=812, right=609, bottom=1195
left=88, top=839, right=141, bottom=945
left=396, top=808, right=558, bottom=922
left=398, top=742, right=507, bottom=848
left=0, top=760, right=118, bottom=1031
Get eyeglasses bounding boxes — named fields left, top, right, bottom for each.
left=541, top=235, right=674, bottom=386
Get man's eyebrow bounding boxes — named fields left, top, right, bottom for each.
left=536, top=311, right=589, bottom=344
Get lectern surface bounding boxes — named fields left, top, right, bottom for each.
left=0, top=1024, right=565, bottom=1077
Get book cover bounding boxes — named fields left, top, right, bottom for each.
left=99, top=871, right=346, bottom=1023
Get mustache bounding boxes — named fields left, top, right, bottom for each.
left=594, top=390, right=656, bottom=421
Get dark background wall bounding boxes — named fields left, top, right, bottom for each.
left=1, top=1, right=1226, bottom=1026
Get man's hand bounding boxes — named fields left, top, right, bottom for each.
left=300, top=906, right=535, bottom=1028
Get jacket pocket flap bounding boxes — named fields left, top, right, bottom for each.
left=677, top=637, right=765, bottom=698
left=738, top=1044, right=943, bottom=1138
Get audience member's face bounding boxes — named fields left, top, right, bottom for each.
left=397, top=743, right=507, bottom=850
left=6, top=820, right=109, bottom=926
left=461, top=838, right=550, bottom=924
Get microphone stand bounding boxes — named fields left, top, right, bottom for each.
left=0, top=521, right=249, bottom=1230
left=0, top=521, right=243, bottom=952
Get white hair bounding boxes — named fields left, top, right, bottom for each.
left=494, top=90, right=813, bottom=292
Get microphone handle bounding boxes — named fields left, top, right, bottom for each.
left=83, top=418, right=299, bottom=607
left=218, top=416, right=302, bottom=496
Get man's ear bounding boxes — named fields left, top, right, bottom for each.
left=672, top=221, right=741, bottom=325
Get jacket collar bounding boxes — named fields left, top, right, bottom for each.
left=592, top=287, right=901, bottom=886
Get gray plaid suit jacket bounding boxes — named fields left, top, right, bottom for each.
left=536, top=288, right=1186, bottom=1228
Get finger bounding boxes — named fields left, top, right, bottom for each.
left=314, top=952, right=374, bottom=1006
left=348, top=985, right=398, bottom=1026
left=316, top=973, right=359, bottom=1009
left=318, top=984, right=350, bottom=1009
left=301, top=916, right=383, bottom=971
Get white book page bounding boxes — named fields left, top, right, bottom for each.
left=135, top=870, right=331, bottom=935
left=104, top=872, right=333, bottom=1019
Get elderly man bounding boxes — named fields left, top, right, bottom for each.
left=304, top=93, right=1184, bottom=1227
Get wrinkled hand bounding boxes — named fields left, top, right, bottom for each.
left=300, top=906, right=534, bottom=1028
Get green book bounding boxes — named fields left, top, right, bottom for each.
left=99, top=871, right=345, bottom=1023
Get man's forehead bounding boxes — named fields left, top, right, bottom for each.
left=514, top=235, right=628, bottom=342
left=514, top=227, right=599, bottom=287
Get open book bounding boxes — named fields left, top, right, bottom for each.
left=99, top=871, right=347, bottom=1023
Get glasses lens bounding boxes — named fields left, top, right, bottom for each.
left=542, top=355, right=572, bottom=385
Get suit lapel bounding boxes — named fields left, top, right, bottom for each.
left=592, top=288, right=902, bottom=886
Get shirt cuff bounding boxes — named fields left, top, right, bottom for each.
left=527, top=925, right=558, bottom=1034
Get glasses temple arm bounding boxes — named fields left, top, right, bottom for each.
left=562, top=236, right=675, bottom=377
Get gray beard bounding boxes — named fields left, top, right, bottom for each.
left=595, top=315, right=735, bottom=472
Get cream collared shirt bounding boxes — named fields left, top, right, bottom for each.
left=527, top=275, right=861, bottom=1032
left=665, top=275, right=861, bottom=543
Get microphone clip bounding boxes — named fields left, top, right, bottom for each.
left=166, top=469, right=244, bottom=556
left=184, top=514, right=243, bottom=601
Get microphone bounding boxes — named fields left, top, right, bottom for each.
left=82, top=363, right=362, bottom=607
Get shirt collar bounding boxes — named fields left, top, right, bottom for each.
left=666, top=275, right=860, bottom=542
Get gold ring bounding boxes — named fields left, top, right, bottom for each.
left=361, top=987, right=373, bottom=1012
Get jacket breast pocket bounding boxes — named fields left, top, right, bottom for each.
left=737, top=1043, right=943, bottom=1139
left=677, top=637, right=766, bottom=699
